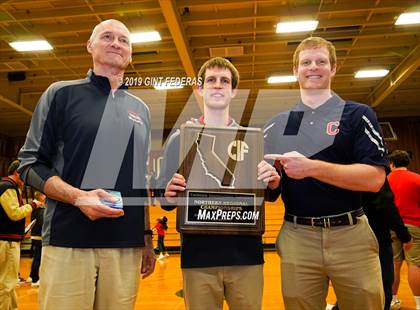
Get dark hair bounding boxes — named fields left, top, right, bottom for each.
left=389, top=150, right=410, bottom=168
left=158, top=216, right=168, bottom=230
left=7, top=160, right=20, bottom=176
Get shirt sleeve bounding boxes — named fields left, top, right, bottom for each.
left=18, top=83, right=63, bottom=191
left=144, top=105, right=152, bottom=193
left=0, top=189, right=32, bottom=221
left=351, top=105, right=389, bottom=169
left=263, top=120, right=282, bottom=202
left=156, top=131, right=181, bottom=210
left=382, top=181, right=412, bottom=243
left=364, top=178, right=411, bottom=243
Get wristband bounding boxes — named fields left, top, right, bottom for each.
left=144, top=229, right=153, bottom=235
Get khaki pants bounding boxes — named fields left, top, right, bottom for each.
left=39, top=246, right=143, bottom=310
left=392, top=224, right=420, bottom=266
left=277, top=215, right=384, bottom=310
left=0, top=241, right=19, bottom=310
left=182, top=264, right=263, bottom=310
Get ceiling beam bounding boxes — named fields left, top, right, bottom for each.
left=0, top=2, right=161, bottom=23
left=185, top=14, right=396, bottom=37
left=367, top=43, right=420, bottom=108
left=180, top=1, right=413, bottom=25
left=158, top=0, right=202, bottom=111
left=159, top=0, right=196, bottom=78
left=0, top=15, right=168, bottom=39
left=176, top=0, right=415, bottom=12
left=0, top=94, right=32, bottom=116
left=187, top=26, right=419, bottom=49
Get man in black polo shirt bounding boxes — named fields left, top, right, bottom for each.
left=264, top=37, right=388, bottom=310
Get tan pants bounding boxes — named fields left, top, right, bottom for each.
left=392, top=224, right=420, bottom=265
left=182, top=264, right=263, bottom=310
left=277, top=215, right=384, bottom=310
left=0, top=241, right=20, bottom=310
left=39, top=246, right=143, bottom=310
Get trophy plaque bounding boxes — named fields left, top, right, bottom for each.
left=176, top=124, right=265, bottom=235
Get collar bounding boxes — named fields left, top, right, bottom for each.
left=198, top=115, right=235, bottom=126
left=392, top=167, right=408, bottom=171
left=1, top=176, right=17, bottom=186
left=87, top=69, right=128, bottom=94
left=294, top=92, right=345, bottom=114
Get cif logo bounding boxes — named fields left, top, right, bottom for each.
left=228, top=140, right=249, bottom=161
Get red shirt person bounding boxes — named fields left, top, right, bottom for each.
left=387, top=150, right=420, bottom=310
left=153, top=216, right=168, bottom=259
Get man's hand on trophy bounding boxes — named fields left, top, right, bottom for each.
left=164, top=173, right=186, bottom=204
left=257, top=160, right=281, bottom=190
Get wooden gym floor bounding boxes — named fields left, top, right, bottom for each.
left=17, top=251, right=416, bottom=309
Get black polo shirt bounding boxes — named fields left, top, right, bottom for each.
left=264, top=94, right=388, bottom=217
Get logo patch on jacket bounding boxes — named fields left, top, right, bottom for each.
left=128, top=110, right=143, bottom=124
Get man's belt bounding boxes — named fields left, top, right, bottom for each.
left=284, top=208, right=364, bottom=228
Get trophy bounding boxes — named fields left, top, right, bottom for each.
left=177, top=124, right=265, bottom=235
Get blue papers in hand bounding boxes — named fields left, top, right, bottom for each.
left=101, top=191, right=123, bottom=209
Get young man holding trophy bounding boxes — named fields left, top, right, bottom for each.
left=158, top=57, right=279, bottom=310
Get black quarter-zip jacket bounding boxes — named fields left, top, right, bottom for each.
left=19, top=70, right=151, bottom=248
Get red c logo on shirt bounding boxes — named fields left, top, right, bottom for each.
left=326, top=121, right=340, bottom=135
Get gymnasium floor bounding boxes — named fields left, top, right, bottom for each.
left=17, top=251, right=416, bottom=309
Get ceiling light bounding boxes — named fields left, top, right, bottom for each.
left=130, top=31, right=161, bottom=43
left=267, top=75, right=297, bottom=83
left=355, top=69, right=389, bottom=78
left=395, top=12, right=420, bottom=25
left=9, top=40, right=53, bottom=51
left=276, top=20, right=319, bottom=33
